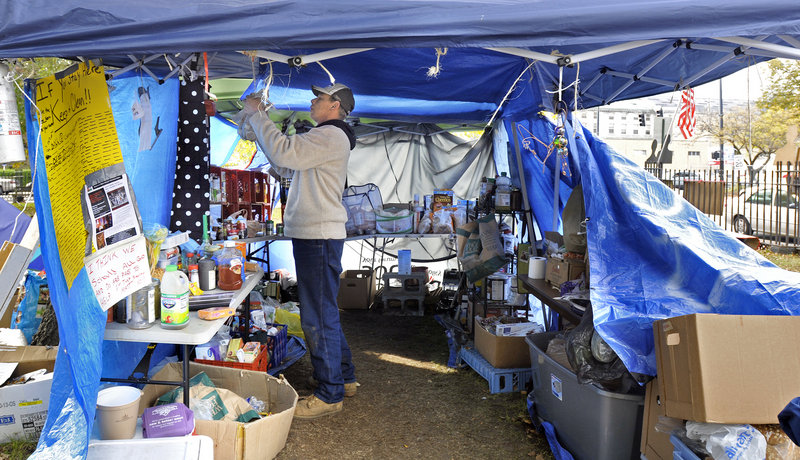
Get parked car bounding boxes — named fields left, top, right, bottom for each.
left=726, top=185, right=800, bottom=238
left=0, top=176, right=17, bottom=194
left=672, top=171, right=701, bottom=191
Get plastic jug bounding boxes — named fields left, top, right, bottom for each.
left=494, top=172, right=511, bottom=212
left=217, top=241, right=243, bottom=291
left=160, top=265, right=189, bottom=329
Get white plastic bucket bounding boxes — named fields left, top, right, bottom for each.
left=96, top=386, right=142, bottom=440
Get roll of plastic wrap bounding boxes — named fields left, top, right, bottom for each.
left=528, top=256, right=546, bottom=279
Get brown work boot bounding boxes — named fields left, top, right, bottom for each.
left=307, top=376, right=359, bottom=397
left=293, top=395, right=342, bottom=420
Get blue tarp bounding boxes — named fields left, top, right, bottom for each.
left=25, top=73, right=178, bottom=459
left=0, top=198, right=30, bottom=244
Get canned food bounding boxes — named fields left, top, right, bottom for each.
left=276, top=223, right=284, bottom=235
left=266, top=220, right=275, bottom=235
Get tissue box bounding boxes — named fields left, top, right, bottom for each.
left=142, top=402, right=195, bottom=438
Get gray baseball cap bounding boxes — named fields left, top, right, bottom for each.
left=311, top=83, right=355, bottom=114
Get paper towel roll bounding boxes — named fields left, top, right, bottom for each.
left=528, top=256, right=546, bottom=279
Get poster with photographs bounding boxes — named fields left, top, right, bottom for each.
left=84, top=173, right=140, bottom=250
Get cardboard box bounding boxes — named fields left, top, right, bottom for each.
left=640, top=379, right=673, bottom=460
left=544, top=256, right=585, bottom=288
left=0, top=345, right=58, bottom=441
left=653, top=313, right=800, bottom=424
left=337, top=270, right=375, bottom=309
left=141, top=362, right=298, bottom=460
left=474, top=319, right=531, bottom=369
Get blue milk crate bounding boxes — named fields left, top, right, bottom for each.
left=670, top=434, right=701, bottom=460
left=459, top=347, right=532, bottom=394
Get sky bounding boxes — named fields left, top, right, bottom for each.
left=688, top=61, right=769, bottom=104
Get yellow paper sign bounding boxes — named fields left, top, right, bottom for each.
left=35, top=62, right=123, bottom=287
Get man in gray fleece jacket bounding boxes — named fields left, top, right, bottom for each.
left=236, top=83, right=358, bottom=419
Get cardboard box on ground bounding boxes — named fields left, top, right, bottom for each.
left=640, top=378, right=674, bottom=460
left=0, top=345, right=58, bottom=441
left=653, top=313, right=800, bottom=424
left=337, top=270, right=375, bottom=309
left=141, top=362, right=298, bottom=460
left=474, top=318, right=532, bottom=369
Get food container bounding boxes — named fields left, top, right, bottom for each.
left=125, top=280, right=160, bottom=329
left=376, top=205, right=414, bottom=234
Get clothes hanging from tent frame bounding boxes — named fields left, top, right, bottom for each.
left=170, top=77, right=211, bottom=241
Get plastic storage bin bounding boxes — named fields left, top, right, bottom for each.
left=525, top=331, right=645, bottom=460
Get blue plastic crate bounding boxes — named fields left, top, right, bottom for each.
left=460, top=347, right=532, bottom=393
left=670, top=434, right=701, bottom=460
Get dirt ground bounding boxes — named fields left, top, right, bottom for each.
left=277, top=310, right=554, bottom=459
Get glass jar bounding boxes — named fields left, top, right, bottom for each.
left=126, top=280, right=160, bottom=329
left=217, top=241, right=243, bottom=291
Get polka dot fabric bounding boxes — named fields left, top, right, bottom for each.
left=170, top=77, right=211, bottom=240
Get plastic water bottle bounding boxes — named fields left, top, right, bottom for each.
left=160, top=265, right=190, bottom=329
left=495, top=172, right=511, bottom=212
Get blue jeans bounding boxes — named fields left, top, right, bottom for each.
left=292, top=238, right=356, bottom=403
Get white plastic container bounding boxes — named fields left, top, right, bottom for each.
left=160, top=265, right=190, bottom=329
left=495, top=172, right=511, bottom=212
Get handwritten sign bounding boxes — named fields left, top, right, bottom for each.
left=36, top=62, right=123, bottom=287
left=84, top=235, right=150, bottom=311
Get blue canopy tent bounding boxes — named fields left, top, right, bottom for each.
left=2, top=1, right=800, bottom=457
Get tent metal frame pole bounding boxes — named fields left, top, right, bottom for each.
left=716, top=36, right=800, bottom=60
left=485, top=47, right=559, bottom=64
left=604, top=70, right=675, bottom=88
left=568, top=39, right=665, bottom=64
left=511, top=122, right=537, bottom=247
left=684, top=41, right=787, bottom=59
left=604, top=42, right=680, bottom=104
left=779, top=35, right=800, bottom=49
left=245, top=48, right=373, bottom=67
left=108, top=53, right=162, bottom=79
left=683, top=35, right=767, bottom=86
left=579, top=72, right=604, bottom=95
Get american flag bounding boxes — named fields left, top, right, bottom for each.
left=677, top=88, right=696, bottom=139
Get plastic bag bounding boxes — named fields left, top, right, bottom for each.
left=686, top=421, right=766, bottom=460
left=342, top=184, right=382, bottom=235
left=432, top=207, right=455, bottom=234
left=190, top=397, right=216, bottom=421
left=565, top=308, right=639, bottom=392
left=275, top=308, right=304, bottom=340
left=12, top=271, right=47, bottom=344
left=143, top=222, right=169, bottom=277
left=590, top=330, right=617, bottom=363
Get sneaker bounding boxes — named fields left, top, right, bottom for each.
left=293, top=395, right=342, bottom=419
left=307, top=376, right=359, bottom=397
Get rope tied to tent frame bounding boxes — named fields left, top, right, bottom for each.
left=426, top=47, right=448, bottom=78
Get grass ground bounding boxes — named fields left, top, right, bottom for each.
left=0, top=439, right=36, bottom=460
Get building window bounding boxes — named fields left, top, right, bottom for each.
left=608, top=123, right=614, bottom=134
left=633, top=129, right=639, bottom=135
left=645, top=129, right=651, bottom=135
left=688, top=150, right=700, bottom=156
left=620, top=126, right=627, bottom=135
left=634, top=149, right=647, bottom=156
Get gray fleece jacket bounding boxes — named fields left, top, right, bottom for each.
left=238, top=110, right=354, bottom=240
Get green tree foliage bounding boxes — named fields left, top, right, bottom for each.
left=698, top=104, right=793, bottom=167
left=758, top=59, right=800, bottom=118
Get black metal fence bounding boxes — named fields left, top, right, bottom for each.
left=0, top=170, right=33, bottom=203
left=644, top=163, right=800, bottom=248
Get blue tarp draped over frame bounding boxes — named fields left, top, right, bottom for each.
left=4, top=1, right=800, bottom=457
left=24, top=73, right=178, bottom=458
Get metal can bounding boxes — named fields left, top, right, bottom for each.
left=266, top=220, right=275, bottom=235
left=276, top=223, right=284, bottom=235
